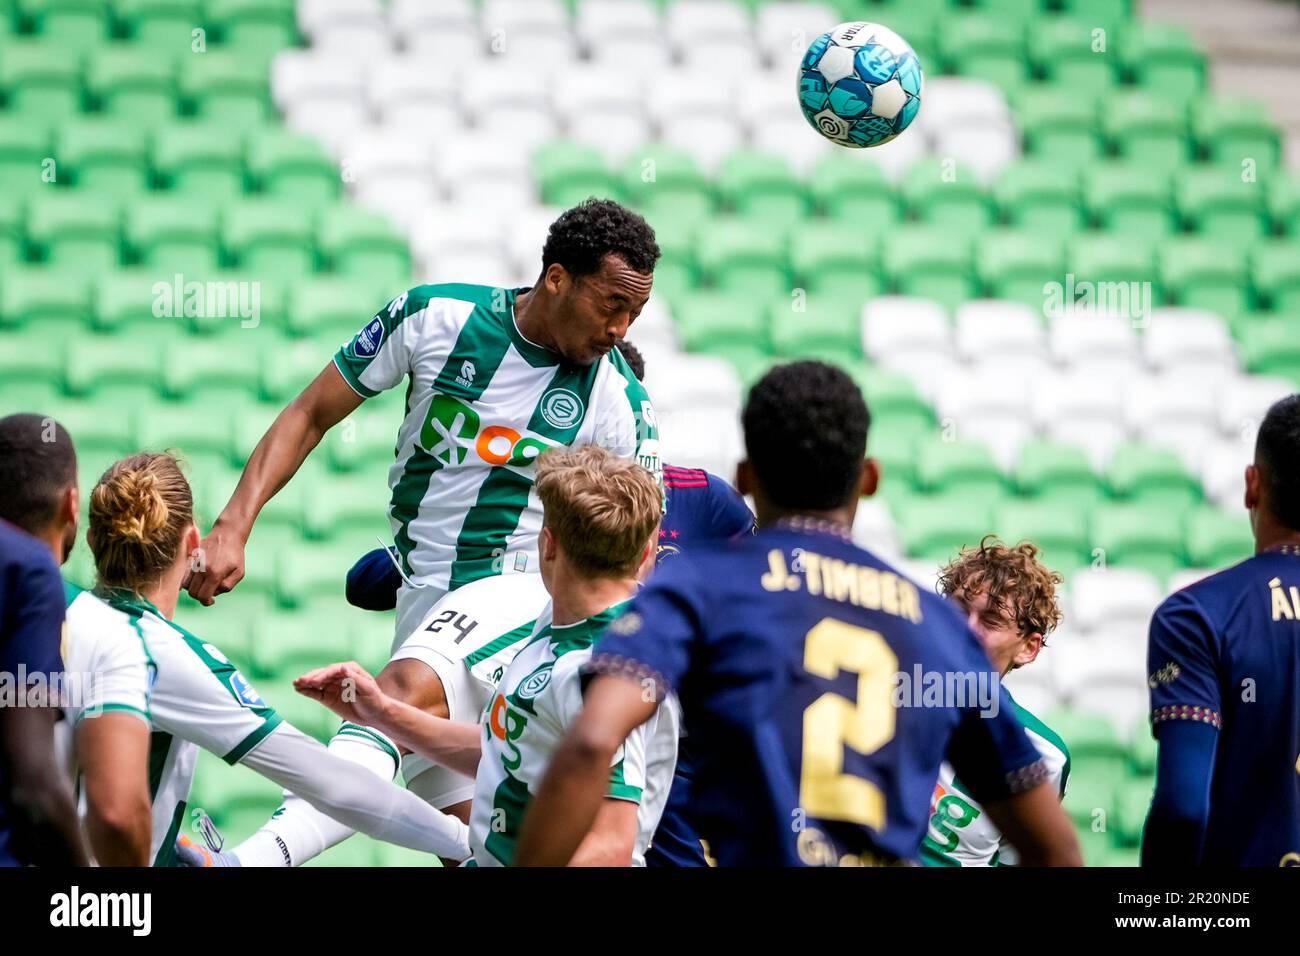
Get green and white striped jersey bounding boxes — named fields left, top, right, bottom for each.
left=61, top=581, right=154, bottom=729
left=333, top=283, right=661, bottom=595
left=921, top=694, right=1070, bottom=867
left=100, top=593, right=281, bottom=867
left=467, top=601, right=679, bottom=867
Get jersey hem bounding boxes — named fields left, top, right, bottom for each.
left=332, top=352, right=380, bottom=399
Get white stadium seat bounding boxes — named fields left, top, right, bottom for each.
left=405, top=23, right=486, bottom=62
left=657, top=406, right=745, bottom=484
left=552, top=65, right=645, bottom=118
left=1067, top=567, right=1163, bottom=637
left=749, top=116, right=833, bottom=176
left=642, top=353, right=743, bottom=415
left=587, top=35, right=674, bottom=74
left=1215, top=374, right=1295, bottom=441
left=861, top=296, right=950, bottom=360
left=665, top=0, right=752, bottom=50
left=1050, top=312, right=1139, bottom=375
left=481, top=0, right=569, bottom=33
left=754, top=2, right=837, bottom=71
left=921, top=77, right=1011, bottom=130
left=679, top=36, right=764, bottom=76
left=367, top=58, right=459, bottom=126
left=1124, top=373, right=1220, bottom=472
left=851, top=498, right=903, bottom=563
left=389, top=0, right=475, bottom=33
left=1142, top=308, right=1236, bottom=375
left=953, top=299, right=1046, bottom=363
left=1199, top=439, right=1250, bottom=510
left=575, top=0, right=660, bottom=39
left=271, top=50, right=365, bottom=113
left=1032, top=372, right=1128, bottom=470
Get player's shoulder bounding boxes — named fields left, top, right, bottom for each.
left=0, top=519, right=58, bottom=580
left=1156, top=554, right=1264, bottom=624
left=1008, top=693, right=1070, bottom=765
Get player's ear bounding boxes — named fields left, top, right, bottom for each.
left=544, top=263, right=568, bottom=296
left=859, top=458, right=880, bottom=498
left=540, top=525, right=557, bottom=561
left=735, top=459, right=752, bottom=496
left=1015, top=632, right=1043, bottom=669
left=59, top=482, right=79, bottom=528
left=1244, top=463, right=1261, bottom=511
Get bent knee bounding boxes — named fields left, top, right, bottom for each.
left=377, top=658, right=449, bottom=718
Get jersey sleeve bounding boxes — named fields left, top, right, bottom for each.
left=76, top=636, right=151, bottom=726
left=1147, top=588, right=1222, bottom=735
left=607, top=721, right=648, bottom=804
left=946, top=685, right=1050, bottom=806
left=705, top=473, right=756, bottom=538
left=599, top=350, right=662, bottom=486
left=588, top=557, right=704, bottom=702
left=333, top=288, right=434, bottom=398
left=0, top=549, right=65, bottom=680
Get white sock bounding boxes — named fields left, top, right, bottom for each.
left=232, top=723, right=400, bottom=867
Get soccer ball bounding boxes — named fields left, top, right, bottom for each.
left=797, top=21, right=924, bottom=148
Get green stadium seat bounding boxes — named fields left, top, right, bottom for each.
left=1048, top=710, right=1129, bottom=779
left=903, top=157, right=995, bottom=236
left=938, top=12, right=1027, bottom=93
left=1241, top=317, right=1300, bottom=385
left=44, top=401, right=137, bottom=459
left=301, top=473, right=389, bottom=541
left=718, top=150, right=809, bottom=229
left=881, top=226, right=973, bottom=312
left=233, top=520, right=297, bottom=597
left=249, top=606, right=355, bottom=679
left=696, top=218, right=789, bottom=298
left=323, top=407, right=395, bottom=473
left=1252, top=240, right=1300, bottom=313
left=867, top=418, right=921, bottom=492
left=0, top=193, right=24, bottom=265
left=1031, top=18, right=1121, bottom=91
left=261, top=338, right=331, bottom=403
left=992, top=499, right=1089, bottom=577
left=57, top=117, right=150, bottom=196
left=534, top=141, right=616, bottom=208
left=316, top=206, right=410, bottom=287
left=1175, top=166, right=1266, bottom=243
left=1061, top=0, right=1133, bottom=25
left=259, top=678, right=337, bottom=740
left=976, top=228, right=1065, bottom=305
left=1, top=266, right=92, bottom=336
left=645, top=215, right=696, bottom=304
left=1158, top=236, right=1247, bottom=318
left=857, top=369, right=934, bottom=436
left=209, top=0, right=299, bottom=58
left=622, top=146, right=713, bottom=227
left=26, top=191, right=120, bottom=272
left=967, top=0, right=1041, bottom=21
left=287, top=276, right=377, bottom=340
left=670, top=288, right=768, bottom=355
left=0, top=41, right=83, bottom=117
left=1102, top=91, right=1189, bottom=170
left=1107, top=443, right=1201, bottom=511
left=808, top=152, right=899, bottom=225
left=915, top=436, right=1004, bottom=499
left=373, top=841, right=441, bottom=868
left=1185, top=505, right=1253, bottom=570
left=1113, top=777, right=1153, bottom=848
left=0, top=327, right=62, bottom=398
left=769, top=292, right=860, bottom=358
left=1129, top=732, right=1157, bottom=776
left=1011, top=84, right=1100, bottom=168
left=180, top=269, right=289, bottom=337
left=893, top=491, right=994, bottom=564
left=1091, top=500, right=1187, bottom=579
left=126, top=194, right=221, bottom=272
left=787, top=220, right=880, bottom=300
left=116, top=0, right=202, bottom=50
left=1017, top=439, right=1105, bottom=509
left=134, top=400, right=240, bottom=468
left=1268, top=174, right=1300, bottom=237
left=153, top=121, right=247, bottom=199
left=1194, top=97, right=1282, bottom=170
left=178, top=51, right=272, bottom=128
left=275, top=539, right=369, bottom=608
left=187, top=756, right=275, bottom=822
left=65, top=334, right=163, bottom=403
left=161, top=338, right=263, bottom=404
left=1063, top=773, right=1112, bottom=829
left=1067, top=233, right=1157, bottom=291
left=0, top=116, right=51, bottom=194
left=91, top=268, right=177, bottom=334
left=222, top=198, right=316, bottom=275
left=1083, top=162, right=1174, bottom=240
left=85, top=45, right=177, bottom=122
left=996, top=160, right=1085, bottom=241
left=247, top=129, right=339, bottom=205
left=21, top=0, right=109, bottom=49
left=719, top=346, right=778, bottom=392
left=1121, top=22, right=1205, bottom=101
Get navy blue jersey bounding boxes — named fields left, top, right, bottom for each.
left=592, top=524, right=1047, bottom=867
left=1147, top=550, right=1300, bottom=866
left=0, top=520, right=67, bottom=867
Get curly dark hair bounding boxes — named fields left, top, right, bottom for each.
left=541, top=198, right=660, bottom=278
left=0, top=413, right=77, bottom=536
left=1256, top=394, right=1300, bottom=531
left=937, top=536, right=1063, bottom=651
left=614, top=339, right=645, bottom=381
left=742, top=361, right=870, bottom=511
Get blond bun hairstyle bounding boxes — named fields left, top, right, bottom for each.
left=88, top=452, right=194, bottom=594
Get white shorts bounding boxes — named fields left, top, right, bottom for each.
left=388, top=571, right=551, bottom=808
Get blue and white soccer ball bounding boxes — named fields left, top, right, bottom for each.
left=798, top=21, right=924, bottom=148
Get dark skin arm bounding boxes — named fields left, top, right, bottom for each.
left=983, top=782, right=1083, bottom=866
left=185, top=363, right=363, bottom=605
left=515, top=674, right=656, bottom=867
left=1, top=707, right=88, bottom=866
left=76, top=714, right=152, bottom=866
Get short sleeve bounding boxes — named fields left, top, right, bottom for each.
left=607, top=721, right=647, bottom=804
left=588, top=558, right=705, bottom=702
left=0, top=549, right=65, bottom=680
left=947, top=685, right=1050, bottom=806
left=1147, top=589, right=1222, bottom=734
left=705, top=475, right=755, bottom=539
left=333, top=289, right=432, bottom=398
left=77, top=639, right=151, bottom=726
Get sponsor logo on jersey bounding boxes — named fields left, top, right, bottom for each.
left=228, top=671, right=267, bottom=709
left=456, top=360, right=476, bottom=389
left=488, top=693, right=529, bottom=771
left=351, top=317, right=385, bottom=358
left=539, top=388, right=585, bottom=429
left=1148, top=661, right=1181, bottom=689
left=422, top=393, right=561, bottom=469
left=656, top=543, right=682, bottom=561
left=516, top=664, right=553, bottom=701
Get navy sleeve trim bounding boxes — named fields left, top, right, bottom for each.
left=585, top=653, right=672, bottom=703
left=1152, top=704, right=1222, bottom=730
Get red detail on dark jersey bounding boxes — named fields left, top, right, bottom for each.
left=665, top=466, right=710, bottom=490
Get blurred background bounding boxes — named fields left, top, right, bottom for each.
left=2, top=0, right=1299, bottom=865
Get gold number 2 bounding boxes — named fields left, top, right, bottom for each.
left=800, top=618, right=898, bottom=831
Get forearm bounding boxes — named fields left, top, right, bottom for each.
left=241, top=725, right=469, bottom=860
left=373, top=698, right=483, bottom=779
left=3, top=712, right=87, bottom=866
left=1141, top=721, right=1216, bottom=866
left=217, top=399, right=330, bottom=536
left=85, top=806, right=151, bottom=867
left=985, top=781, right=1082, bottom=867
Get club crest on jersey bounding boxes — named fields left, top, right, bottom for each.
left=539, top=388, right=584, bottom=429
left=228, top=671, right=267, bottom=709
left=350, top=317, right=385, bottom=359
left=516, top=664, right=553, bottom=701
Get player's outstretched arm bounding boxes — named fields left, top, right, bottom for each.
left=76, top=713, right=152, bottom=866
left=185, top=363, right=363, bottom=605
left=294, top=661, right=483, bottom=778
left=515, top=674, right=657, bottom=867
left=983, top=782, right=1083, bottom=866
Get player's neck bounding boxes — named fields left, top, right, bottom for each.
left=34, top=523, right=67, bottom=566
left=513, top=287, right=559, bottom=354
left=757, top=505, right=856, bottom=535
left=549, top=572, right=639, bottom=627
left=141, top=564, right=187, bottom=620
left=1254, top=512, right=1300, bottom=554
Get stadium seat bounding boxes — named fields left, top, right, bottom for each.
left=1157, top=237, right=1247, bottom=321
left=317, top=206, right=410, bottom=286
left=807, top=152, right=900, bottom=225
left=153, top=121, right=247, bottom=199
left=222, top=198, right=316, bottom=275
left=938, top=12, right=1027, bottom=94
left=1121, top=21, right=1205, bottom=101
left=1175, top=166, right=1267, bottom=244
left=902, top=157, right=995, bottom=236
left=48, top=401, right=137, bottom=460
left=249, top=604, right=355, bottom=679
left=1049, top=312, right=1140, bottom=381
left=975, top=229, right=1065, bottom=306
left=116, top=0, right=202, bottom=48
left=1084, top=162, right=1174, bottom=240
left=57, top=118, right=150, bottom=197
left=857, top=369, right=935, bottom=436
left=1268, top=174, right=1300, bottom=237
left=1113, top=777, right=1154, bottom=848
left=91, top=268, right=178, bottom=335
left=534, top=140, right=618, bottom=208
left=22, top=0, right=110, bottom=49
left=860, top=296, right=951, bottom=366
left=1065, top=233, right=1158, bottom=296
left=1012, top=84, right=1100, bottom=167
left=1103, top=90, right=1189, bottom=170
left=718, top=150, right=809, bottom=229
left=84, top=45, right=177, bottom=123
left=769, top=292, right=861, bottom=358
left=300, top=473, right=389, bottom=541
left=0, top=116, right=52, bottom=194
left=1107, top=442, right=1202, bottom=511
left=134, top=401, right=241, bottom=478
left=914, top=436, right=1004, bottom=500
left=25, top=191, right=121, bottom=273
left=247, top=129, right=339, bottom=205
left=952, top=299, right=1046, bottom=364
left=209, top=0, right=300, bottom=58
left=64, top=334, right=163, bottom=404
left=126, top=195, right=221, bottom=272
left=1185, top=505, right=1254, bottom=571
left=1, top=266, right=92, bottom=337
left=179, top=51, right=273, bottom=129
left=992, top=499, right=1089, bottom=576
left=1016, top=438, right=1105, bottom=510
left=880, top=227, right=974, bottom=312
left=1251, top=240, right=1300, bottom=313
left=696, top=218, right=790, bottom=298
left=1032, top=372, right=1127, bottom=470
left=1048, top=709, right=1130, bottom=782
left=995, top=160, right=1084, bottom=241
left=621, top=145, right=713, bottom=228
left=1193, top=97, right=1281, bottom=170
left=287, top=276, right=377, bottom=341
left=161, top=337, right=264, bottom=405
left=1091, top=500, right=1188, bottom=579
left=671, top=288, right=769, bottom=356
left=1241, top=318, right=1300, bottom=385
left=323, top=405, right=395, bottom=473
left=787, top=219, right=880, bottom=300
left=1030, top=18, right=1120, bottom=92
left=893, top=491, right=995, bottom=565
left=0, top=41, right=83, bottom=117
left=1142, top=308, right=1236, bottom=379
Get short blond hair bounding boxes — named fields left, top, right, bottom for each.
left=534, top=445, right=662, bottom=578
left=88, top=452, right=193, bottom=595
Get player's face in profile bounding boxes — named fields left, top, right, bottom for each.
left=960, top=589, right=1025, bottom=675
left=555, top=256, right=652, bottom=366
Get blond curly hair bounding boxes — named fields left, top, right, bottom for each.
left=937, top=536, right=1063, bottom=645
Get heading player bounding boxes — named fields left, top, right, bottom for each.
left=922, top=538, right=1070, bottom=867
left=294, top=446, right=676, bottom=865
left=1143, top=394, right=1300, bottom=866
left=515, top=361, right=1082, bottom=867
